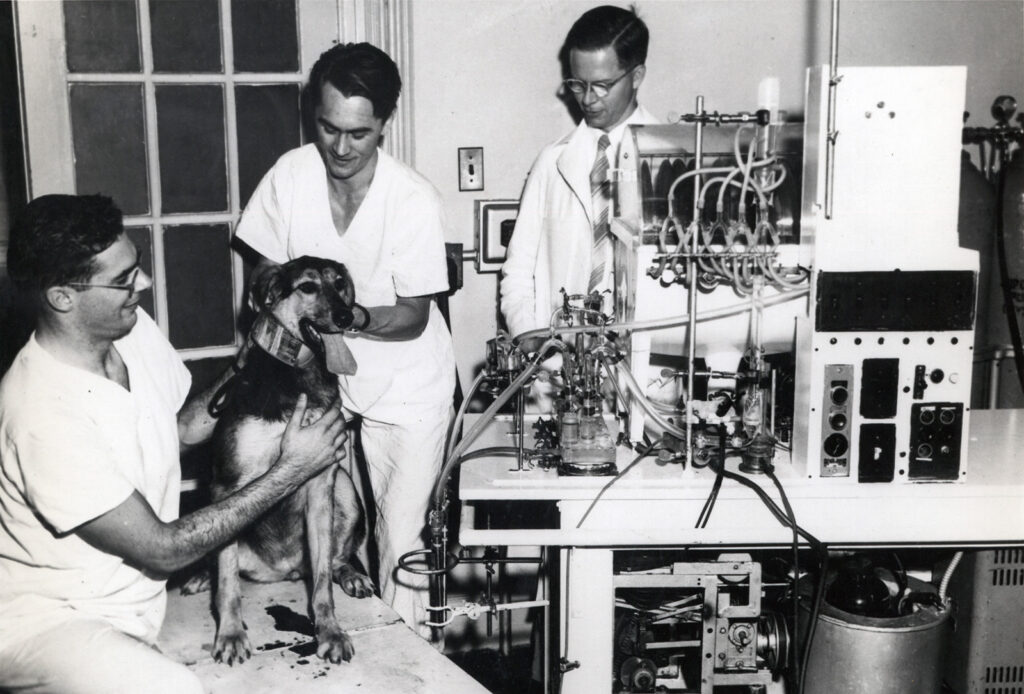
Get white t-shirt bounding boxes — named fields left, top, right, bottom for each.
left=0, top=310, right=191, bottom=648
left=235, top=145, right=456, bottom=419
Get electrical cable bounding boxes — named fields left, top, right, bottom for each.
left=939, top=551, right=965, bottom=603
left=694, top=428, right=726, bottom=528
left=765, top=464, right=801, bottom=691
left=704, top=458, right=827, bottom=694
left=457, top=446, right=532, bottom=462
left=574, top=441, right=659, bottom=529
left=794, top=547, right=829, bottom=694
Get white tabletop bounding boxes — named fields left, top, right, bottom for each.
left=458, top=409, right=1024, bottom=547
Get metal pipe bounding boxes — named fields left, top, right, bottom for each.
left=824, top=0, right=840, bottom=219
left=686, top=95, right=705, bottom=469
left=455, top=556, right=544, bottom=565
left=516, top=386, right=526, bottom=470
left=988, top=352, right=1002, bottom=409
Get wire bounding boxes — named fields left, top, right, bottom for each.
left=939, top=551, right=964, bottom=603
left=574, top=441, right=659, bottom=529
left=696, top=470, right=723, bottom=528
left=457, top=446, right=531, bottom=462
left=765, top=464, right=801, bottom=689
left=695, top=428, right=727, bottom=528
left=798, top=548, right=829, bottom=694
left=703, top=457, right=827, bottom=694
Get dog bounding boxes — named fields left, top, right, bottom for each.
left=206, top=255, right=374, bottom=665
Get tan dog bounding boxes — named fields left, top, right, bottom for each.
left=208, top=256, right=373, bottom=664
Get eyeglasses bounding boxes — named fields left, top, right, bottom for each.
left=66, top=267, right=143, bottom=300
left=563, top=68, right=635, bottom=98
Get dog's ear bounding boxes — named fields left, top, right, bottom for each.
left=250, top=263, right=288, bottom=310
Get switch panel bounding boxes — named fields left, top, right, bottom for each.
left=908, top=402, right=964, bottom=480
left=458, top=147, right=484, bottom=191
left=820, top=363, right=853, bottom=477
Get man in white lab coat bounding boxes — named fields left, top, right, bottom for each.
left=500, top=4, right=660, bottom=347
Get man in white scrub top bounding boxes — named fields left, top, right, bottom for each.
left=235, top=42, right=456, bottom=639
left=0, top=194, right=349, bottom=693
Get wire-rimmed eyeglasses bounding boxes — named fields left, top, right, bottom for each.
left=562, top=68, right=635, bottom=99
left=66, top=267, right=143, bottom=300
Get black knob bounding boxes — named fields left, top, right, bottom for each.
left=823, top=433, right=849, bottom=458
left=830, top=385, right=849, bottom=405
left=828, top=413, right=848, bottom=431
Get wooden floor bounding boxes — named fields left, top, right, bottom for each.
left=159, top=579, right=489, bottom=694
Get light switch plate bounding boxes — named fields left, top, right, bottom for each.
left=458, top=147, right=484, bottom=191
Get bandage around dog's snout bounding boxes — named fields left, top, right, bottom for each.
left=322, top=332, right=358, bottom=375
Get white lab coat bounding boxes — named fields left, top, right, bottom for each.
left=500, top=105, right=661, bottom=338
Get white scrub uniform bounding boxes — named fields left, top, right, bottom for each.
left=0, top=310, right=201, bottom=693
left=236, top=144, right=456, bottom=636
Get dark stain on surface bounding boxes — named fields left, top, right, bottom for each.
left=265, top=604, right=315, bottom=636
left=289, top=641, right=318, bottom=657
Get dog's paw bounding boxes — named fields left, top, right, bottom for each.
left=212, top=629, right=252, bottom=666
left=316, top=625, right=355, bottom=663
left=334, top=563, right=375, bottom=599
left=179, top=570, right=210, bottom=595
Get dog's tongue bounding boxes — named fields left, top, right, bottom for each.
left=322, top=332, right=358, bottom=375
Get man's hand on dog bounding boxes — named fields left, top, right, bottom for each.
left=278, top=394, right=348, bottom=479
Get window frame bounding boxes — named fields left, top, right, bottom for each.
left=12, top=0, right=411, bottom=360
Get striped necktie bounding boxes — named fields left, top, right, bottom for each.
left=588, top=134, right=612, bottom=293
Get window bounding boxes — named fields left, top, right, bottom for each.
left=15, top=0, right=411, bottom=376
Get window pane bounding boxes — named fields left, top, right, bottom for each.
left=164, top=224, right=234, bottom=348
left=69, top=84, right=149, bottom=216
left=155, top=85, right=227, bottom=213
left=64, top=0, right=141, bottom=73
left=231, top=0, right=298, bottom=73
left=150, top=0, right=222, bottom=73
left=125, top=226, right=156, bottom=320
left=235, top=84, right=301, bottom=206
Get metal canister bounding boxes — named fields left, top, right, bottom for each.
left=799, top=595, right=951, bottom=694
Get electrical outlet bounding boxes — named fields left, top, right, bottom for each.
left=474, top=199, right=519, bottom=273
left=458, top=147, right=484, bottom=191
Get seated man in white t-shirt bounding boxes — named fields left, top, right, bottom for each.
left=0, top=194, right=350, bottom=694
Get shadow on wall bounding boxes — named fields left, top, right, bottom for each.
left=0, top=277, right=33, bottom=378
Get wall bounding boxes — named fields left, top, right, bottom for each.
left=409, top=0, right=1024, bottom=387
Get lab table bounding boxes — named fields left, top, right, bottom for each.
left=160, top=579, right=488, bottom=693
left=457, top=408, right=1024, bottom=693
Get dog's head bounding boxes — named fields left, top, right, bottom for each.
left=254, top=256, right=356, bottom=333
left=250, top=256, right=358, bottom=375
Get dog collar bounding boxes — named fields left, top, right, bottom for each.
left=249, top=311, right=316, bottom=369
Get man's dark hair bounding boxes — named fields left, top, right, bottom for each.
left=564, top=5, right=649, bottom=69
left=6, top=194, right=124, bottom=296
left=307, top=42, right=402, bottom=121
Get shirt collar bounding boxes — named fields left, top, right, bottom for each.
left=588, top=104, right=645, bottom=158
